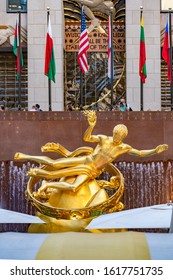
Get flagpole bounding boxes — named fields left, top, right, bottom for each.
left=47, top=7, right=52, bottom=111
left=79, top=73, right=83, bottom=108
left=18, top=10, right=21, bottom=108
left=140, top=82, right=143, bottom=111
left=79, top=4, right=84, bottom=109
left=140, top=7, right=143, bottom=111
left=110, top=7, right=114, bottom=107
left=168, top=9, right=173, bottom=111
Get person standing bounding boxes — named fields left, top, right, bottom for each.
left=119, top=99, right=132, bottom=111
left=30, top=105, right=36, bottom=111
left=0, top=105, right=5, bottom=111
left=35, top=104, right=43, bottom=111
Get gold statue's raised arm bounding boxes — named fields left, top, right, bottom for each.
left=83, top=110, right=99, bottom=142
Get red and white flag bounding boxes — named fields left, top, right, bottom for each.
left=13, top=16, right=23, bottom=79
left=44, top=14, right=56, bottom=83
left=78, top=6, right=89, bottom=73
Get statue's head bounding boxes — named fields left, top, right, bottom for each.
left=113, top=124, right=128, bottom=143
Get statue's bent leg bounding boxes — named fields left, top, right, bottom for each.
left=27, top=167, right=76, bottom=178
left=28, top=163, right=93, bottom=178
left=38, top=174, right=89, bottom=193
left=15, top=152, right=86, bottom=169
left=14, top=152, right=55, bottom=166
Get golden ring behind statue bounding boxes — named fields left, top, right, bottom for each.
left=25, top=163, right=125, bottom=220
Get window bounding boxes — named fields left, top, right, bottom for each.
left=0, top=52, right=28, bottom=110
left=161, top=0, right=173, bottom=12
left=7, top=0, right=27, bottom=13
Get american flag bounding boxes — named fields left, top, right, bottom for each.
left=78, top=6, right=89, bottom=73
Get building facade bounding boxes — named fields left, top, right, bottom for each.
left=0, top=0, right=64, bottom=111
left=0, top=0, right=170, bottom=111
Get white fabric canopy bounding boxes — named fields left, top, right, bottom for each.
left=86, top=204, right=173, bottom=230
left=0, top=208, right=45, bottom=224
left=0, top=231, right=173, bottom=260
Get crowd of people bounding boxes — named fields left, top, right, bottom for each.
left=0, top=103, right=43, bottom=112
left=29, top=104, right=43, bottom=111
left=0, top=100, right=133, bottom=112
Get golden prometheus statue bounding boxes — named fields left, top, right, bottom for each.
left=14, top=111, right=168, bottom=232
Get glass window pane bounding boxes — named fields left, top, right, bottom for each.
left=161, top=0, right=173, bottom=11
left=7, top=0, right=27, bottom=12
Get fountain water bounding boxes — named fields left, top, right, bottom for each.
left=0, top=160, right=173, bottom=232
left=116, top=161, right=173, bottom=209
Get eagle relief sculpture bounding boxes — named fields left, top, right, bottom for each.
left=75, top=0, right=115, bottom=33
left=14, top=111, right=168, bottom=232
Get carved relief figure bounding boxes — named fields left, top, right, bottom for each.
left=75, top=0, right=115, bottom=33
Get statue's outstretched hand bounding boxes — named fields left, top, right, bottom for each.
left=83, top=110, right=97, bottom=126
left=155, top=144, right=168, bottom=153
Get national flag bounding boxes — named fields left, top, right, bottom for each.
left=108, top=15, right=111, bottom=81
left=139, top=12, right=147, bottom=83
left=78, top=5, right=89, bottom=73
left=13, top=16, right=23, bottom=79
left=162, top=16, right=171, bottom=82
left=44, top=14, right=56, bottom=83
